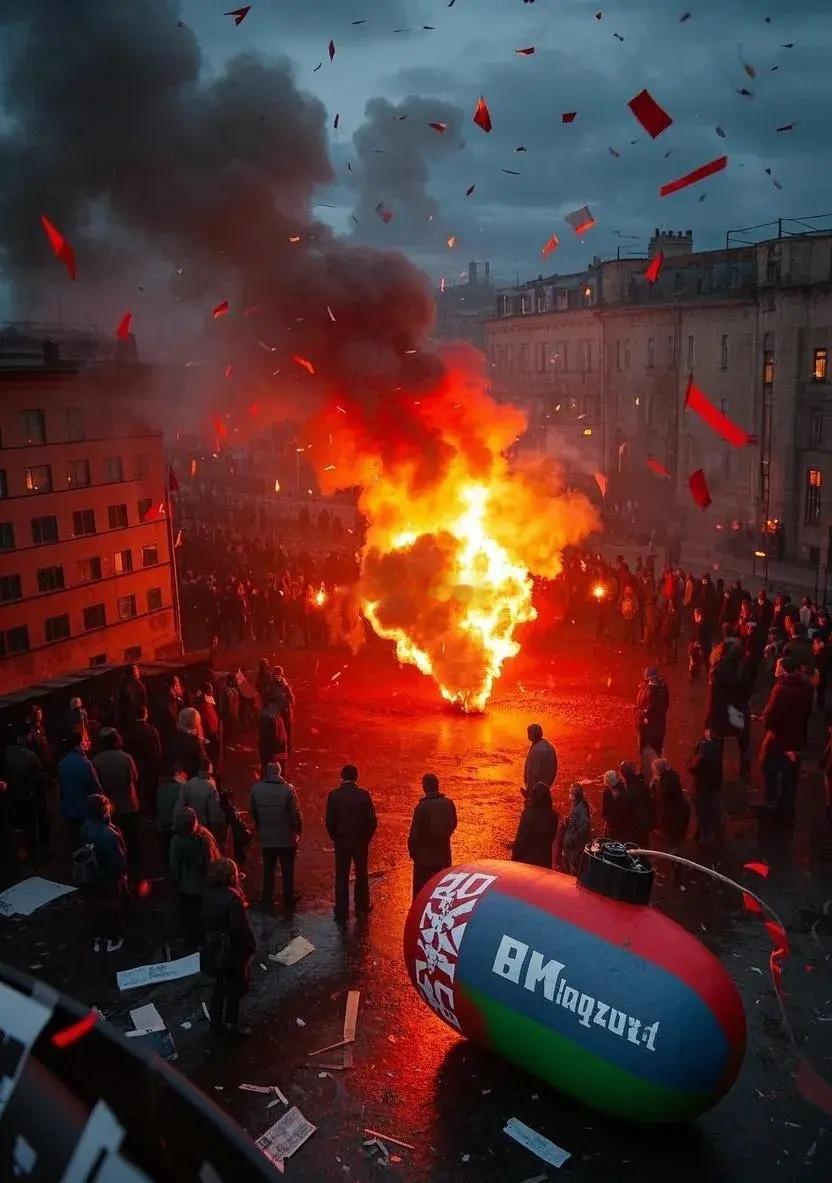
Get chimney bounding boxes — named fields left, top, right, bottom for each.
left=468, top=260, right=478, bottom=286
left=42, top=339, right=60, bottom=367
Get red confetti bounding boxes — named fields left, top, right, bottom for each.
left=473, top=96, right=492, bottom=133
left=40, top=213, right=76, bottom=280
left=213, top=416, right=228, bottom=440
left=644, top=250, right=664, bottom=283
left=115, top=312, right=132, bottom=340
left=515, top=47, right=536, bottom=55
left=688, top=468, right=712, bottom=510
left=628, top=89, right=673, bottom=138
left=742, top=892, right=764, bottom=915
left=796, top=1059, right=832, bottom=1116
left=51, top=1009, right=98, bottom=1049
left=743, top=860, right=770, bottom=879
left=293, top=355, right=316, bottom=375
left=764, top=920, right=790, bottom=956
left=224, top=5, right=250, bottom=25
left=136, top=877, right=152, bottom=898
left=646, top=457, right=670, bottom=478
left=565, top=205, right=595, bottom=233
left=328, top=39, right=336, bottom=60
left=465, top=184, right=476, bottom=196
left=212, top=300, right=229, bottom=319
left=660, top=155, right=727, bottom=196
left=540, top=233, right=559, bottom=259
left=686, top=377, right=753, bottom=447
left=374, top=201, right=393, bottom=223
left=429, top=122, right=447, bottom=133
left=562, top=112, right=577, bottom=123
left=224, top=364, right=233, bottom=379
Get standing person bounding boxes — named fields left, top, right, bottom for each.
left=602, top=769, right=633, bottom=843
left=193, top=683, right=221, bottom=768
left=659, top=599, right=682, bottom=666
left=249, top=762, right=303, bottom=911
left=407, top=773, right=458, bottom=897
left=652, top=758, right=690, bottom=853
left=156, top=675, right=185, bottom=759
left=270, top=666, right=295, bottom=755
left=558, top=783, right=591, bottom=874
left=169, top=806, right=219, bottom=948
left=117, top=664, right=147, bottom=732
left=688, top=607, right=712, bottom=680
left=58, top=733, right=103, bottom=851
left=813, top=633, right=830, bottom=713
left=123, top=706, right=163, bottom=817
left=705, top=638, right=749, bottom=779
left=688, top=732, right=724, bottom=850
left=201, top=858, right=256, bottom=1038
left=219, top=674, right=241, bottom=750
left=64, top=697, right=90, bottom=750
left=77, top=794, right=128, bottom=954
left=258, top=700, right=289, bottom=779
left=620, top=585, right=640, bottom=647
left=4, top=723, right=48, bottom=859
left=634, top=666, right=670, bottom=755
left=523, top=723, right=558, bottom=795
left=619, top=761, right=654, bottom=849
left=511, top=781, right=558, bottom=868
left=156, top=763, right=187, bottom=866
left=92, top=728, right=140, bottom=868
left=759, top=657, right=815, bottom=819
left=325, top=764, right=378, bottom=926
left=177, top=758, right=225, bottom=846
left=171, top=708, right=206, bottom=779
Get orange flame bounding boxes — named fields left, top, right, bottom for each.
left=312, top=585, right=328, bottom=607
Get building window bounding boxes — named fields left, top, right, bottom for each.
left=766, top=246, right=781, bottom=283
left=79, top=557, right=102, bottom=582
left=584, top=341, right=592, bottom=372
left=561, top=342, right=569, bottom=372
left=0, top=575, right=22, bottom=603
left=89, top=653, right=107, bottom=666
left=720, top=335, right=729, bottom=370
left=83, top=604, right=106, bottom=631
left=132, top=454, right=149, bottom=481
left=44, top=614, right=70, bottom=644
left=813, top=348, right=828, bottom=382
left=108, top=504, right=128, bottom=530
left=624, top=340, right=631, bottom=370
left=25, top=465, right=52, bottom=494
left=147, top=587, right=163, bottom=612
left=667, top=335, right=676, bottom=367
left=105, top=456, right=124, bottom=482
left=113, top=548, right=133, bottom=575
left=805, top=468, right=823, bottom=526
left=117, top=594, right=137, bottom=621
left=142, top=544, right=159, bottom=567
left=31, top=515, right=59, bottom=545
left=73, top=509, right=96, bottom=537
left=0, top=523, right=15, bottom=551
left=67, top=459, right=91, bottom=489
left=763, top=349, right=775, bottom=385
left=647, top=338, right=655, bottom=369
left=687, top=335, right=695, bottom=368
left=810, top=409, right=824, bottom=450
left=124, top=645, right=142, bottom=661
left=21, top=409, right=46, bottom=445
left=5, top=625, right=30, bottom=654
left=534, top=342, right=546, bottom=373
left=65, top=406, right=85, bottom=442
left=37, top=565, right=65, bottom=593
left=137, top=497, right=153, bottom=522
left=0, top=471, right=7, bottom=499
left=615, top=341, right=621, bottom=371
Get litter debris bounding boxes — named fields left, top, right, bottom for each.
left=126, top=1028, right=177, bottom=1061
left=181, top=1022, right=192, bottom=1030
left=116, top=952, right=200, bottom=992
left=270, top=936, right=315, bottom=967
left=129, top=1003, right=165, bottom=1033
left=202, top=1002, right=211, bottom=1022
left=504, top=1118, right=570, bottom=1169
left=363, top=1128, right=415, bottom=1151
left=0, top=877, right=76, bottom=917
left=343, top=990, right=360, bottom=1069
left=256, top=1106, right=316, bottom=1172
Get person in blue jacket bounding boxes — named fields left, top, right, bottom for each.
left=78, top=794, right=128, bottom=953
left=58, top=733, right=102, bottom=850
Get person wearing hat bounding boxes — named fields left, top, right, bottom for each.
left=634, top=666, right=670, bottom=756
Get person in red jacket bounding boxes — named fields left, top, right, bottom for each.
left=760, top=657, right=815, bottom=819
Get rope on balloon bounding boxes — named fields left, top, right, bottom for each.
left=630, top=848, right=832, bottom=1116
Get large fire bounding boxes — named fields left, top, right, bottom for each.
left=310, top=348, right=598, bottom=711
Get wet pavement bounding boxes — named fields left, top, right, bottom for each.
left=3, top=628, right=832, bottom=1180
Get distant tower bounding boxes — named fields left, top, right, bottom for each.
left=648, top=229, right=693, bottom=259
left=468, top=260, right=478, bottom=286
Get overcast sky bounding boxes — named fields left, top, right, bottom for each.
left=183, top=0, right=832, bottom=290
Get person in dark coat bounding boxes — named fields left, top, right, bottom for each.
left=171, top=708, right=206, bottom=780
left=558, top=783, right=591, bottom=874
left=219, top=674, right=241, bottom=749
left=78, top=794, right=128, bottom=953
left=511, top=781, right=558, bottom=868
left=202, top=858, right=256, bottom=1037
left=619, top=761, right=654, bottom=849
left=59, top=735, right=103, bottom=850
left=659, top=599, right=682, bottom=665
left=123, top=706, right=163, bottom=817
left=258, top=702, right=289, bottom=778
left=156, top=764, right=187, bottom=866
left=782, top=620, right=814, bottom=672
left=651, top=759, right=690, bottom=851
left=602, top=769, right=633, bottom=843
left=325, top=764, right=378, bottom=925
left=249, top=762, right=303, bottom=910
left=118, top=664, right=147, bottom=731
left=754, top=589, right=774, bottom=635
left=4, top=723, right=49, bottom=857
left=523, top=723, right=557, bottom=795
left=407, top=773, right=458, bottom=897
left=760, top=658, right=815, bottom=818
left=268, top=666, right=295, bottom=754
left=705, top=639, right=750, bottom=779
left=169, top=806, right=219, bottom=947
left=635, top=667, right=670, bottom=755
left=92, top=728, right=140, bottom=868
left=64, top=697, right=90, bottom=750
left=688, top=733, right=723, bottom=849
left=156, top=675, right=185, bottom=758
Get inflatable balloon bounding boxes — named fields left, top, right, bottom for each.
left=403, top=846, right=746, bottom=1121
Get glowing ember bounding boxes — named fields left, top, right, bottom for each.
left=592, top=583, right=606, bottom=600
left=274, top=478, right=281, bottom=492
left=312, top=585, right=328, bottom=607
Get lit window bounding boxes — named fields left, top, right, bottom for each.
left=67, top=460, right=90, bottom=488
left=813, top=348, right=828, bottom=382
left=118, top=594, right=137, bottom=620
left=805, top=468, right=823, bottom=526
left=114, top=549, right=133, bottom=575
left=25, top=465, right=52, bottom=494
left=21, top=410, right=46, bottom=445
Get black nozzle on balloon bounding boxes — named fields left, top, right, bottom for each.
left=577, top=839, right=654, bottom=905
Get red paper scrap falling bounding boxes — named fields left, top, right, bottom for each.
left=465, top=184, right=476, bottom=196
left=680, top=11, right=691, bottom=20
left=565, top=205, right=595, bottom=233
left=743, top=860, right=770, bottom=879
left=374, top=201, right=393, bottom=223
left=515, top=47, right=535, bottom=55
left=646, top=457, right=670, bottom=478
left=115, top=312, right=132, bottom=339
left=224, top=364, right=233, bottom=379
left=473, top=96, right=492, bottom=133
left=540, top=233, right=559, bottom=258
left=224, top=5, right=250, bottom=25
left=447, top=235, right=457, bottom=248
left=293, top=355, right=316, bottom=375
left=628, top=89, right=673, bottom=138
left=212, top=417, right=228, bottom=440
left=328, top=39, right=336, bottom=60
left=689, top=468, right=711, bottom=510
left=562, top=112, right=577, bottom=123
left=142, top=500, right=167, bottom=523
left=594, top=472, right=608, bottom=498
left=52, top=1010, right=98, bottom=1049
left=40, top=214, right=76, bottom=280
left=168, top=467, right=179, bottom=494
left=764, top=920, right=790, bottom=956
left=742, top=892, right=763, bottom=915
left=429, top=121, right=447, bottom=133
left=660, top=155, right=727, bottom=197
left=716, top=126, right=726, bottom=138
left=212, top=300, right=229, bottom=319
left=644, top=250, right=664, bottom=283
left=686, top=377, right=753, bottom=446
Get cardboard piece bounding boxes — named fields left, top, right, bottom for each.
left=0, top=877, right=76, bottom=917
left=116, top=952, right=200, bottom=992
left=270, top=936, right=315, bottom=967
left=256, top=1106, right=316, bottom=1172
left=504, top=1118, right=570, bottom=1169
left=129, top=1003, right=165, bottom=1033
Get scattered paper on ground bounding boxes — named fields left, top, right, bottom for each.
left=116, top=952, right=200, bottom=991
left=0, top=877, right=76, bottom=917
left=256, top=1106, right=316, bottom=1171
left=270, top=936, right=315, bottom=967
left=504, top=1118, right=570, bottom=1169
left=129, top=1003, right=165, bottom=1032
left=342, top=989, right=359, bottom=1067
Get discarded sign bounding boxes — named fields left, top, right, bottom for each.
left=129, top=1003, right=165, bottom=1032
left=0, top=876, right=76, bottom=917
left=270, top=936, right=315, bottom=967
left=256, top=1106, right=316, bottom=1172
left=504, top=1118, right=570, bottom=1169
left=116, top=952, right=200, bottom=991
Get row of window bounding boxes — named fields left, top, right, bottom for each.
left=614, top=334, right=702, bottom=371
left=0, top=456, right=131, bottom=500
left=0, top=499, right=159, bottom=552
left=15, top=407, right=85, bottom=448
left=0, top=546, right=160, bottom=604
left=0, top=589, right=165, bottom=658
left=494, top=334, right=726, bottom=374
